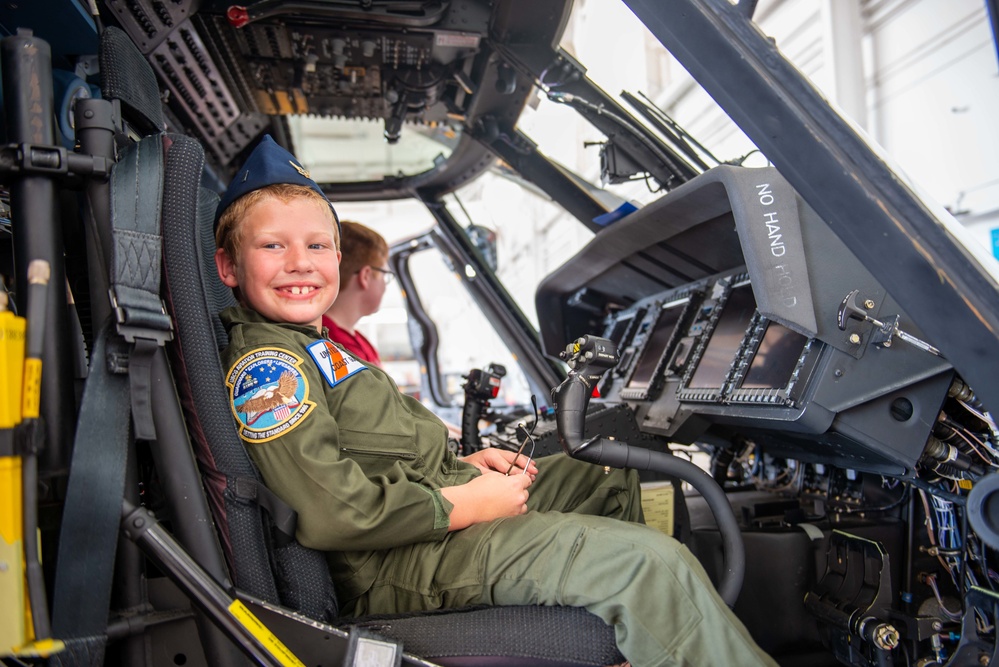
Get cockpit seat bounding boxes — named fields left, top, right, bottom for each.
left=159, top=133, right=625, bottom=667
left=94, top=23, right=628, bottom=667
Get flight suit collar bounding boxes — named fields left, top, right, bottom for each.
left=221, top=305, right=324, bottom=340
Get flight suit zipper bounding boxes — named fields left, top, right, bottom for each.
left=339, top=446, right=418, bottom=461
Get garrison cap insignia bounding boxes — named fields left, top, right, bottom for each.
left=307, top=340, right=367, bottom=387
left=226, top=348, right=315, bottom=443
left=289, top=160, right=310, bottom=179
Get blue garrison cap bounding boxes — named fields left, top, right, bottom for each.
left=214, top=134, right=340, bottom=233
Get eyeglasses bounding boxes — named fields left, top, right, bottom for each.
left=370, top=266, right=395, bottom=285
left=505, top=395, right=539, bottom=475
left=504, top=424, right=536, bottom=476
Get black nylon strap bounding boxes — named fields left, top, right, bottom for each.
left=52, top=135, right=169, bottom=640
left=109, top=135, right=171, bottom=439
left=49, top=635, right=108, bottom=667
left=128, top=338, right=158, bottom=440
left=233, top=477, right=299, bottom=543
left=110, top=136, right=163, bottom=291
left=52, top=323, right=130, bottom=639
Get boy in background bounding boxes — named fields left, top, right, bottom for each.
left=322, top=220, right=389, bottom=365
left=214, top=135, right=777, bottom=667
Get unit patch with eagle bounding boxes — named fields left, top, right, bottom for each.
left=226, top=348, right=315, bottom=442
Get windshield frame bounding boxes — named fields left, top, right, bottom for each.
left=416, top=194, right=565, bottom=397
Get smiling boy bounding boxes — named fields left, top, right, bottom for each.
left=216, top=187, right=341, bottom=330
left=214, top=135, right=777, bottom=667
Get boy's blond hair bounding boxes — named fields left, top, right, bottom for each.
left=338, top=221, right=389, bottom=281
left=215, top=183, right=340, bottom=262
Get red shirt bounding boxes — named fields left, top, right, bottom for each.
left=323, top=315, right=382, bottom=366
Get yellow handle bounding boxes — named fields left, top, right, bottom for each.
left=227, top=599, right=306, bottom=667
left=0, top=457, right=26, bottom=654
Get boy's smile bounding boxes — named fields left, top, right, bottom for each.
left=216, top=195, right=341, bottom=330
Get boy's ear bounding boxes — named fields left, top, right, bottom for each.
left=356, top=264, right=372, bottom=290
left=215, top=247, right=239, bottom=288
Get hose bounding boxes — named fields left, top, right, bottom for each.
left=564, top=435, right=745, bottom=606
left=552, top=334, right=745, bottom=606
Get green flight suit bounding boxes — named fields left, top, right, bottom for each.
left=221, top=306, right=776, bottom=667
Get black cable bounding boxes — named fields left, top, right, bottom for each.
left=642, top=172, right=663, bottom=193
left=730, top=148, right=765, bottom=166
left=839, top=485, right=910, bottom=515
left=909, top=476, right=967, bottom=505
left=87, top=0, right=105, bottom=35
left=960, top=503, right=970, bottom=598
left=449, top=191, right=475, bottom=227
left=635, top=90, right=720, bottom=165
left=898, top=639, right=912, bottom=667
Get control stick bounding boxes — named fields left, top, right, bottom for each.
left=460, top=364, right=506, bottom=453
left=551, top=335, right=746, bottom=606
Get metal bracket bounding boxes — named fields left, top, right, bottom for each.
left=0, top=142, right=112, bottom=180
left=109, top=286, right=174, bottom=346
left=837, top=290, right=941, bottom=357
left=870, top=314, right=899, bottom=348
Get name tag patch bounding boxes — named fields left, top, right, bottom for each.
left=226, top=348, right=314, bottom=443
left=307, top=340, right=367, bottom=387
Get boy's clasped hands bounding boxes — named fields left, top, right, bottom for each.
left=441, top=448, right=538, bottom=530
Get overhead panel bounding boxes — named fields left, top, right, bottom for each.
left=102, top=0, right=267, bottom=164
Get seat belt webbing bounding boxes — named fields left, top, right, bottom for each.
left=51, top=324, right=129, bottom=638
left=52, top=135, right=170, bottom=641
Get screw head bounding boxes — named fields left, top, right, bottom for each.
left=864, top=299, right=876, bottom=309
left=849, top=333, right=861, bottom=344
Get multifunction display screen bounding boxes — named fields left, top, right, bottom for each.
left=687, top=285, right=756, bottom=389
left=627, top=304, right=684, bottom=390
left=741, top=322, right=808, bottom=389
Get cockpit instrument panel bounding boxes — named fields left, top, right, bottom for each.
left=539, top=166, right=956, bottom=476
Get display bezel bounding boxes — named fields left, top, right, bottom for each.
left=605, top=311, right=638, bottom=350
left=620, top=297, right=692, bottom=401
left=678, top=279, right=756, bottom=403
left=598, top=307, right=646, bottom=395
left=726, top=316, right=814, bottom=406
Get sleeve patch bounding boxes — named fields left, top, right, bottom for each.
left=226, top=348, right=315, bottom=443
left=306, top=340, right=368, bottom=387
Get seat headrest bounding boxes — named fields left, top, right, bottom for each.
left=99, top=26, right=166, bottom=135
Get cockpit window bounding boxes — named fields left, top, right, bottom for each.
left=287, top=115, right=459, bottom=182
left=531, top=1, right=762, bottom=204
left=443, top=171, right=593, bottom=329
